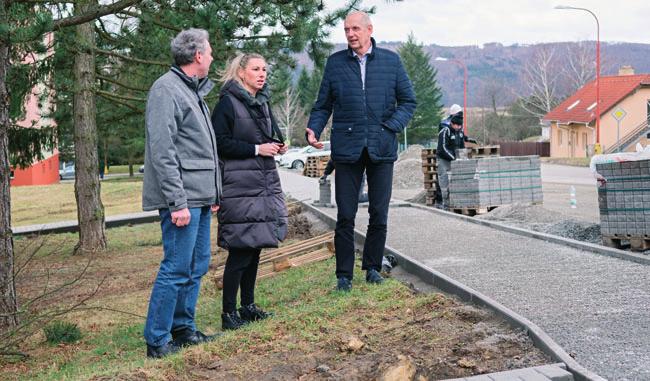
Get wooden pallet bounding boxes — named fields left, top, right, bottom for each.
left=469, top=145, right=500, bottom=158
left=212, top=232, right=335, bottom=289
left=425, top=188, right=437, bottom=206
left=303, top=155, right=330, bottom=178
left=449, top=205, right=499, bottom=216
left=602, top=234, right=650, bottom=252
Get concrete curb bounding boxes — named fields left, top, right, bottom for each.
left=407, top=203, right=650, bottom=266
left=301, top=202, right=605, bottom=381
left=13, top=211, right=159, bottom=237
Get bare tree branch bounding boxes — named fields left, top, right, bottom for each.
left=96, top=91, right=144, bottom=113
left=94, top=47, right=168, bottom=66
left=52, top=0, right=141, bottom=30
left=97, top=74, right=149, bottom=92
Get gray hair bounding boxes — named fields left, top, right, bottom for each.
left=170, top=28, right=209, bottom=66
left=346, top=11, right=372, bottom=27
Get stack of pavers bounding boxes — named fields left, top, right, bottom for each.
left=303, top=155, right=330, bottom=178
left=596, top=159, right=650, bottom=251
left=421, top=148, right=437, bottom=206
left=448, top=155, right=543, bottom=215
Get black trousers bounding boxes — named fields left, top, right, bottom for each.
left=222, top=248, right=261, bottom=313
left=334, top=148, right=393, bottom=280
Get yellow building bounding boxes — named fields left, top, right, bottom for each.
left=543, top=67, right=650, bottom=157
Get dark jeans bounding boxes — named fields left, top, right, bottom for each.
left=222, top=248, right=262, bottom=313
left=334, top=148, right=393, bottom=280
left=144, top=207, right=211, bottom=347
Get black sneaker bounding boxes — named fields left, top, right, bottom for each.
left=238, top=303, right=273, bottom=322
left=221, top=311, right=248, bottom=330
left=365, top=269, right=384, bottom=284
left=146, top=341, right=180, bottom=359
left=336, top=277, right=352, bottom=292
left=172, top=328, right=220, bottom=347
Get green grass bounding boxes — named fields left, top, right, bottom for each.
left=104, top=165, right=143, bottom=175
left=11, top=177, right=143, bottom=226
left=5, top=219, right=427, bottom=380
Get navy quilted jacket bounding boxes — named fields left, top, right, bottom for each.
left=307, top=38, right=416, bottom=163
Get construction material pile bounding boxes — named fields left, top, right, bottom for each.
left=596, top=159, right=650, bottom=251
left=449, top=155, right=543, bottom=213
left=303, top=155, right=330, bottom=178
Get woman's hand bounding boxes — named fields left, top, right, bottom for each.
left=258, top=143, right=280, bottom=157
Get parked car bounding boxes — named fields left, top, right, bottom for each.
left=59, top=162, right=75, bottom=180
left=278, top=142, right=331, bottom=170
left=275, top=147, right=301, bottom=164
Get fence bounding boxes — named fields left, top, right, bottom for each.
left=496, top=141, right=550, bottom=157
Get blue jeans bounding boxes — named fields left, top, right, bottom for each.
left=144, top=206, right=212, bottom=347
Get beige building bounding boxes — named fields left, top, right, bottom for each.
left=543, top=67, right=650, bottom=157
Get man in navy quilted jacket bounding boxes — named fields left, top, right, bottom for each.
left=306, top=11, right=416, bottom=291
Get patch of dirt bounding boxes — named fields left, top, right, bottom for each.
left=477, top=203, right=601, bottom=244
left=287, top=214, right=313, bottom=240
left=121, top=295, right=549, bottom=381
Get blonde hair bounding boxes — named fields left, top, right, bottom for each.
left=220, top=52, right=266, bottom=88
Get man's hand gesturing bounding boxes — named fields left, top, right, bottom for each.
left=306, top=128, right=324, bottom=149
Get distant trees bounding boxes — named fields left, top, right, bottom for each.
left=398, top=33, right=444, bottom=145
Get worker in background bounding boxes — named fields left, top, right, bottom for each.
left=436, top=104, right=477, bottom=210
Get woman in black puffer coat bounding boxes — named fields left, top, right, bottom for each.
left=211, top=53, right=288, bottom=330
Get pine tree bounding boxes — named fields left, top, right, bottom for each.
left=0, top=0, right=141, bottom=331
left=398, top=33, right=444, bottom=145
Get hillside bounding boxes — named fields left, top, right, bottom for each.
left=294, top=41, right=650, bottom=107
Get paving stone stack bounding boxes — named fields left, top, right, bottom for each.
left=449, top=155, right=543, bottom=210
left=596, top=159, right=650, bottom=250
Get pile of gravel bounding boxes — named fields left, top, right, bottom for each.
left=478, top=203, right=601, bottom=244
left=392, top=145, right=426, bottom=189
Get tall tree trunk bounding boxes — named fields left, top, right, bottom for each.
left=73, top=0, right=106, bottom=255
left=0, top=0, right=18, bottom=329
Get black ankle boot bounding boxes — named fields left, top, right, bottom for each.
left=238, top=303, right=273, bottom=322
left=221, top=311, right=248, bottom=330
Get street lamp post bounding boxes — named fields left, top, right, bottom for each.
left=435, top=57, right=468, bottom=134
left=555, top=5, right=601, bottom=150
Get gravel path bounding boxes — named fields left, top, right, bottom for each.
left=279, top=168, right=650, bottom=381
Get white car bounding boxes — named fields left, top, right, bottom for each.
left=278, top=142, right=331, bottom=170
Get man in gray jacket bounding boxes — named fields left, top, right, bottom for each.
left=142, top=28, right=222, bottom=358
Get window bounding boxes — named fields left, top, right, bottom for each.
left=558, top=130, right=563, bottom=146
left=583, top=133, right=588, bottom=150
left=10, top=170, right=14, bottom=179
left=567, top=100, right=581, bottom=111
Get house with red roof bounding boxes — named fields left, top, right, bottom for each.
left=543, top=66, right=650, bottom=157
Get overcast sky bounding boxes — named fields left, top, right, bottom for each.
left=325, top=0, right=649, bottom=46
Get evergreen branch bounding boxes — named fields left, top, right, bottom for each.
left=95, top=19, right=120, bottom=44
left=97, top=74, right=149, bottom=92
left=117, top=9, right=181, bottom=32
left=229, top=34, right=290, bottom=41
left=96, top=89, right=146, bottom=102
left=94, top=47, right=168, bottom=66
left=14, top=0, right=68, bottom=3
left=51, top=0, right=141, bottom=30
left=96, top=91, right=144, bottom=112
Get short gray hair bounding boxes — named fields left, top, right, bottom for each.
left=170, top=28, right=209, bottom=66
left=346, top=11, right=372, bottom=27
